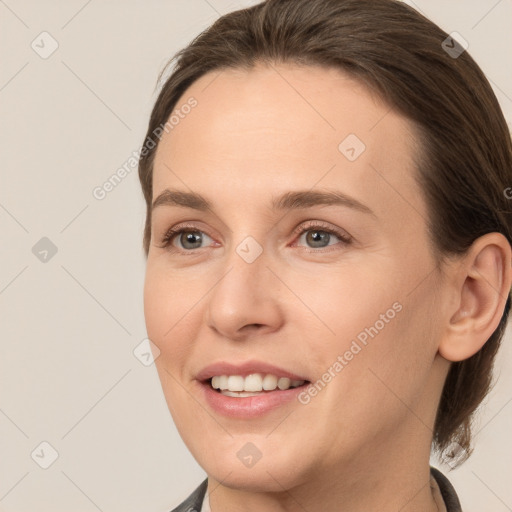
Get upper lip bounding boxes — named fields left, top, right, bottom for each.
left=196, top=360, right=309, bottom=382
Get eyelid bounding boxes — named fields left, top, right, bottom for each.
left=157, top=222, right=212, bottom=249
left=290, top=220, right=353, bottom=244
left=157, top=220, right=353, bottom=252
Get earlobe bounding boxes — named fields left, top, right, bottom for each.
left=439, top=233, right=512, bottom=362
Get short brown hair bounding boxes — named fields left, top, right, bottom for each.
left=138, top=0, right=512, bottom=466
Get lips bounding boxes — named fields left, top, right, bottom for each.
left=195, top=359, right=310, bottom=382
left=197, top=376, right=310, bottom=418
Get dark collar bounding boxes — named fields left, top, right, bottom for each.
left=170, top=466, right=462, bottom=511
left=169, top=477, right=207, bottom=512
left=430, top=466, right=462, bottom=511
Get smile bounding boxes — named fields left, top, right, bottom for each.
left=210, top=373, right=306, bottom=396
left=197, top=377, right=310, bottom=418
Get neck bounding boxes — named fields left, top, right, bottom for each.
left=207, top=439, right=442, bottom=512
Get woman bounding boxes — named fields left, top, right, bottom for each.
left=137, top=0, right=512, bottom=510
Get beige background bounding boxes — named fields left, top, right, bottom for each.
left=0, top=0, right=511, bottom=510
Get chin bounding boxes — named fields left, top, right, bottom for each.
left=187, top=438, right=309, bottom=492
left=205, top=463, right=304, bottom=493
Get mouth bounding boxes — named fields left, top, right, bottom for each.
left=204, top=373, right=310, bottom=397
left=195, top=361, right=312, bottom=417
left=196, top=372, right=311, bottom=418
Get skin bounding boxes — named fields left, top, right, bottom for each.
left=143, top=62, right=512, bottom=512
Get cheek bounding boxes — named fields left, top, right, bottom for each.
left=143, top=263, right=199, bottom=342
left=304, top=263, right=438, bottom=423
left=143, top=266, right=195, bottom=379
left=144, top=268, right=199, bottom=423
left=326, top=289, right=438, bottom=434
left=295, top=262, right=400, bottom=350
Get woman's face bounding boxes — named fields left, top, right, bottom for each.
left=144, top=63, right=451, bottom=491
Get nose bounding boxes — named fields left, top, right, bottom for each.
left=205, top=238, right=285, bottom=341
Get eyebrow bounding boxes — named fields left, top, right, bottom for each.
left=151, top=188, right=375, bottom=216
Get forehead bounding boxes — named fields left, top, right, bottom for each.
left=152, top=63, right=426, bottom=223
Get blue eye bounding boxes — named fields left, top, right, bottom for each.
left=158, top=220, right=352, bottom=253
left=298, top=229, right=338, bottom=248
left=293, top=222, right=352, bottom=249
left=160, top=225, right=213, bottom=251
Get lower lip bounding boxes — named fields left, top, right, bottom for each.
left=197, top=380, right=309, bottom=418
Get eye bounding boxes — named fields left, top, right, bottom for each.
left=291, top=221, right=352, bottom=251
left=156, top=220, right=352, bottom=254
left=158, top=223, right=214, bottom=252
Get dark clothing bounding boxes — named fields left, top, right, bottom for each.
left=170, top=477, right=207, bottom=512
left=431, top=466, right=463, bottom=511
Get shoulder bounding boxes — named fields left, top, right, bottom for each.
left=169, top=478, right=208, bottom=512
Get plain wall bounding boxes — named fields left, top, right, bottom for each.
left=0, top=0, right=511, bottom=510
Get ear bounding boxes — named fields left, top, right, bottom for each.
left=439, top=232, right=512, bottom=362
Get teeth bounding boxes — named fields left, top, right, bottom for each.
left=211, top=375, right=228, bottom=390
left=262, top=374, right=277, bottom=390
left=245, top=373, right=263, bottom=392
left=222, top=390, right=264, bottom=397
left=210, top=373, right=305, bottom=393
left=277, top=377, right=291, bottom=390
left=227, top=375, right=244, bottom=391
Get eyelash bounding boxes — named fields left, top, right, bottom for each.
left=157, top=220, right=353, bottom=254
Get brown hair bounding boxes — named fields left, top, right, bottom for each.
left=138, top=0, right=512, bottom=466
